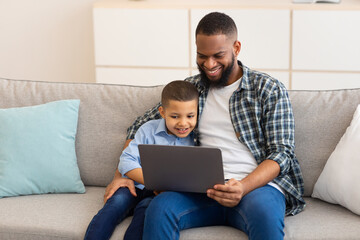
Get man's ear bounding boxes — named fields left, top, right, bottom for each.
left=233, top=40, right=241, bottom=57
left=158, top=106, right=165, bottom=119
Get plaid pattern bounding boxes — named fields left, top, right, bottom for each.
left=127, top=62, right=305, bottom=216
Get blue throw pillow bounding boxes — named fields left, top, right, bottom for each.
left=0, top=99, right=85, bottom=198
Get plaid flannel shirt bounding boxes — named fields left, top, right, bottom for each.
left=127, top=62, right=306, bottom=216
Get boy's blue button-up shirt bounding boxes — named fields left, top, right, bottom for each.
left=119, top=118, right=195, bottom=189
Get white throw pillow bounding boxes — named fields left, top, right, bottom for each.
left=312, top=104, right=360, bottom=215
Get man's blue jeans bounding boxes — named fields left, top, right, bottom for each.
left=84, top=187, right=154, bottom=240
left=143, top=185, right=286, bottom=240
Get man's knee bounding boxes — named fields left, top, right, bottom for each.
left=241, top=186, right=285, bottom=214
left=234, top=186, right=285, bottom=238
left=145, top=191, right=188, bottom=224
left=146, top=192, right=175, bottom=214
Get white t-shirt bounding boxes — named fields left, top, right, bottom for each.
left=198, top=79, right=283, bottom=193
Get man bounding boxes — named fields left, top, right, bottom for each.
left=105, top=12, right=305, bottom=240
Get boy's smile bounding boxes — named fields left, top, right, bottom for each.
left=159, top=99, right=198, bottom=138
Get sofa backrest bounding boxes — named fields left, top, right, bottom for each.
left=289, top=89, right=360, bottom=196
left=1, top=78, right=360, bottom=196
left=0, top=78, right=164, bottom=187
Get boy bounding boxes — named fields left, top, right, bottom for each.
left=84, top=80, right=199, bottom=240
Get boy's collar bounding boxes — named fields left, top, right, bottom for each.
left=155, top=118, right=168, bottom=135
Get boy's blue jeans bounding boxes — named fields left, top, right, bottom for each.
left=143, top=185, right=286, bottom=240
left=84, top=187, right=154, bottom=240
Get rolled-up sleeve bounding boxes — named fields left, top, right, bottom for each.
left=119, top=127, right=147, bottom=175
left=263, top=85, right=295, bottom=176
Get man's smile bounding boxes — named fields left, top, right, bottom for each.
left=204, top=66, right=222, bottom=78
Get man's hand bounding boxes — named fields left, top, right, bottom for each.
left=104, top=170, right=136, bottom=204
left=104, top=139, right=136, bottom=204
left=207, top=160, right=281, bottom=207
left=206, top=178, right=245, bottom=207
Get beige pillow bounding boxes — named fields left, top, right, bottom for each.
left=312, top=104, right=360, bottom=215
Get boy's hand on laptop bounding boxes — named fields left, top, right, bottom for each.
left=206, top=178, right=244, bottom=207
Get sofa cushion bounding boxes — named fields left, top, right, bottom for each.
left=283, top=198, right=360, bottom=240
left=0, top=78, right=164, bottom=187
left=1, top=193, right=359, bottom=240
left=312, top=104, right=360, bottom=215
left=0, top=187, right=104, bottom=240
left=0, top=100, right=85, bottom=198
left=288, top=89, right=360, bottom=196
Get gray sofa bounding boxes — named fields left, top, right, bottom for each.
left=1, top=77, right=360, bottom=240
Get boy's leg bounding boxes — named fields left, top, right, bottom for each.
left=227, top=185, right=286, bottom=240
left=84, top=187, right=142, bottom=240
left=143, top=191, right=225, bottom=240
left=124, top=195, right=154, bottom=240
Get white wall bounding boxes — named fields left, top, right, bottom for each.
left=0, top=0, right=97, bottom=83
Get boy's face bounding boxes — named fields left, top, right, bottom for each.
left=159, top=99, right=198, bottom=138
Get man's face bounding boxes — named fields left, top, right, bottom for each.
left=196, top=34, right=239, bottom=88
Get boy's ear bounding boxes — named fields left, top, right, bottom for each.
left=158, top=106, right=165, bottom=119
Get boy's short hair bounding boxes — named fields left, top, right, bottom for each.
left=195, top=12, right=237, bottom=38
left=161, top=81, right=199, bottom=108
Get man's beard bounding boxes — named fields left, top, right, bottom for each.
left=197, top=56, right=235, bottom=89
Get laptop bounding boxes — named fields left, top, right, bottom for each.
left=138, top=144, right=224, bottom=193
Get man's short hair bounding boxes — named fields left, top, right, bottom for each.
left=161, top=81, right=199, bottom=108
left=195, top=12, right=237, bottom=38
